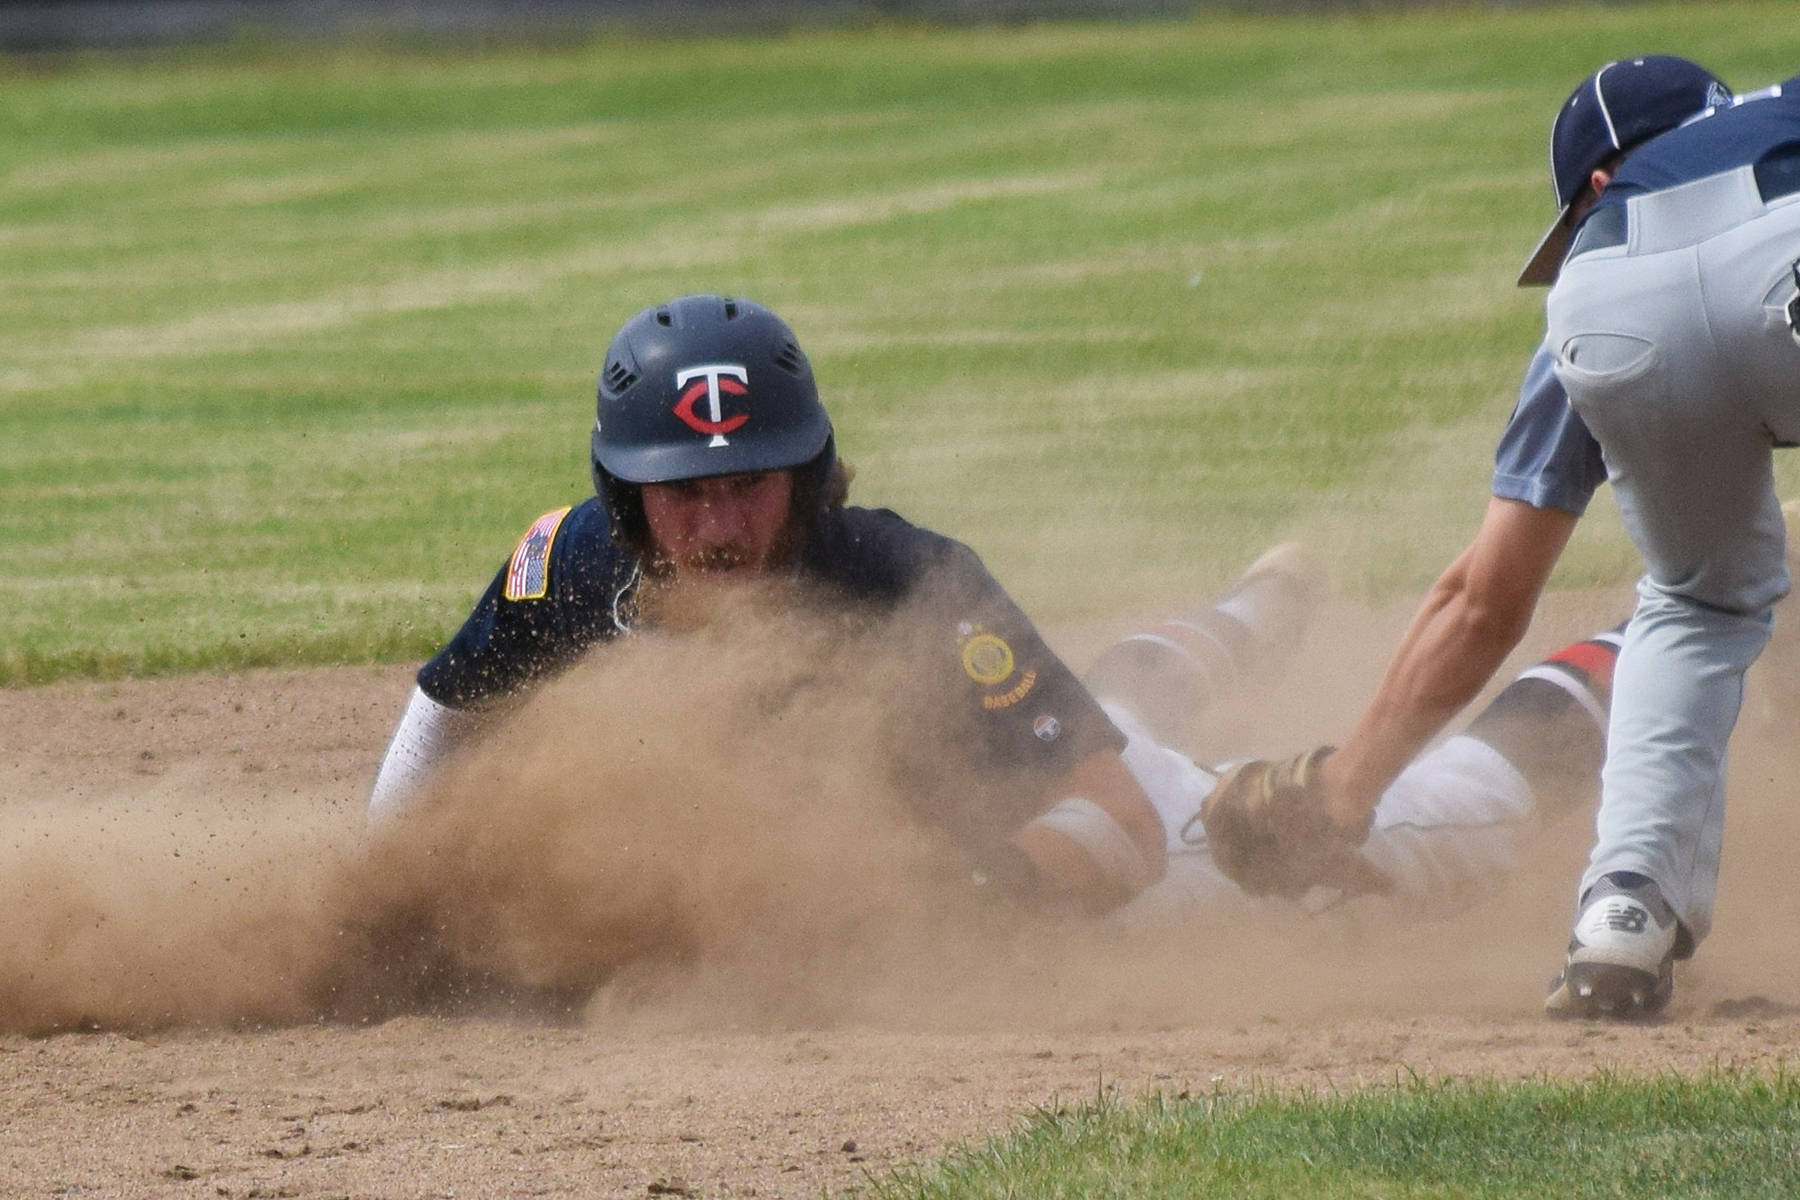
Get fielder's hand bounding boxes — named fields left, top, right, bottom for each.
left=1196, top=747, right=1392, bottom=899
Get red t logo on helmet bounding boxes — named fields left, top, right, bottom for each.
left=673, top=364, right=750, bottom=447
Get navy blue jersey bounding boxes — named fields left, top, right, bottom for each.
left=1593, top=78, right=1800, bottom=217
left=418, top=501, right=636, bottom=706
left=1491, top=341, right=1609, bottom=516
left=418, top=499, right=1126, bottom=817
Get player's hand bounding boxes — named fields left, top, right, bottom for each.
left=1195, top=747, right=1392, bottom=899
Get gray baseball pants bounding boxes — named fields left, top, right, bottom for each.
left=1547, top=163, right=1800, bottom=946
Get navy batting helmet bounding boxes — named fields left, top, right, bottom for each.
left=590, top=295, right=837, bottom=549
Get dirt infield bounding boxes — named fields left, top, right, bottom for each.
left=5, top=590, right=1800, bottom=1199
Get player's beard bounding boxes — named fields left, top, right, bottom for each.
left=639, top=526, right=804, bottom=633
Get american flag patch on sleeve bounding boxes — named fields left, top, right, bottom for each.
left=503, top=506, right=572, bottom=601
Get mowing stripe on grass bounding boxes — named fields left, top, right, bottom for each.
left=4, top=4, right=1798, bottom=682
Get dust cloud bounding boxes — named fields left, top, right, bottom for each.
left=0, top=801, right=355, bottom=1032
left=5, top=577, right=1800, bottom=1036
left=0, top=581, right=1125, bottom=1033
left=322, top=583, right=995, bottom=1027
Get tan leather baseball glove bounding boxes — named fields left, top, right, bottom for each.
left=1196, top=747, right=1392, bottom=899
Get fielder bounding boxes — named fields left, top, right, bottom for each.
left=1542, top=70, right=1800, bottom=1013
left=371, top=293, right=1631, bottom=972
left=1197, top=59, right=1800, bottom=1021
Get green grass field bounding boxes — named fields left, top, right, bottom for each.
left=7, top=5, right=1800, bottom=1192
left=874, top=1070, right=1800, bottom=1198
left=6, top=2, right=1798, bottom=684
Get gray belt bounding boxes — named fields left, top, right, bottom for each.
left=1566, top=144, right=1800, bottom=262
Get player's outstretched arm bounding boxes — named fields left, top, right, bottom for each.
left=367, top=686, right=491, bottom=824
left=1320, top=497, right=1577, bottom=830
left=1002, top=749, right=1168, bottom=915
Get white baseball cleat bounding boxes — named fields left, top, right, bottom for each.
left=1545, top=873, right=1679, bottom=1020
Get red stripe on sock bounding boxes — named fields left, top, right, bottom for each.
left=1546, top=639, right=1619, bottom=692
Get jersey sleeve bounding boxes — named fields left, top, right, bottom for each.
left=930, top=539, right=1126, bottom=772
left=1490, top=341, right=1608, bottom=516
left=814, top=509, right=1125, bottom=777
left=823, top=512, right=1128, bottom=846
left=416, top=501, right=629, bottom=709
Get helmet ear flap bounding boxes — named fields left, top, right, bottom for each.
left=789, top=432, right=839, bottom=523
left=593, top=457, right=649, bottom=553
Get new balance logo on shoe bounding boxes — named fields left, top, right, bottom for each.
left=1603, top=904, right=1649, bottom=934
left=1546, top=876, right=1679, bottom=1020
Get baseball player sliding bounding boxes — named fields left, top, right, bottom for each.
left=370, top=293, right=1636, bottom=1008
left=1197, top=59, right=1800, bottom=1022
left=373, top=294, right=1171, bottom=918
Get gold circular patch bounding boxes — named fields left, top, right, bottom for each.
left=960, top=633, right=1015, bottom=686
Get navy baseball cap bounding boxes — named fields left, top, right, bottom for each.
left=1518, top=55, right=1731, bottom=286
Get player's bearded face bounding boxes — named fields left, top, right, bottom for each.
left=640, top=470, right=800, bottom=582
